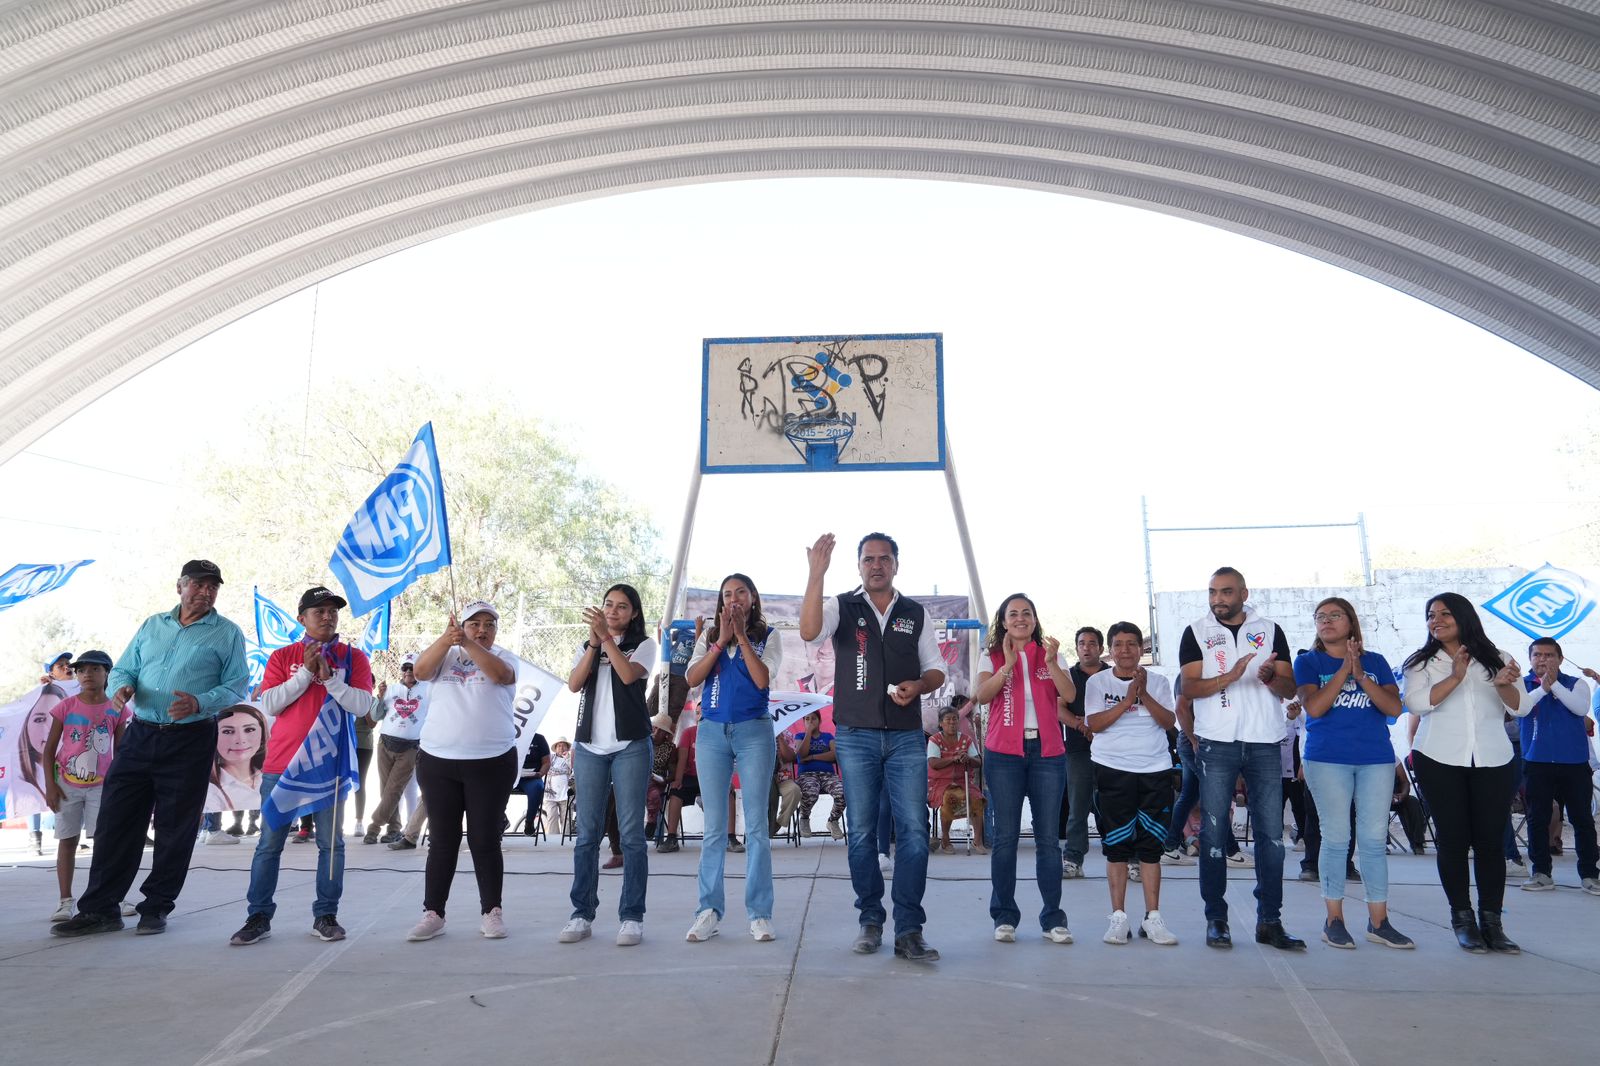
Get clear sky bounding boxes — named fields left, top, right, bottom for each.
left=3, top=176, right=1598, bottom=663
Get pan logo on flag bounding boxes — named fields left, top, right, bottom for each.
left=1482, top=564, right=1597, bottom=642
left=336, top=460, right=442, bottom=579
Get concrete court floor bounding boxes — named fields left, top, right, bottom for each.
left=1, top=827, right=1596, bottom=1066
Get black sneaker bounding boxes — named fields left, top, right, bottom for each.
left=230, top=913, right=272, bottom=946
left=135, top=914, right=167, bottom=935
left=362, top=830, right=379, bottom=845
left=312, top=915, right=346, bottom=942
left=378, top=830, right=403, bottom=844
left=1321, top=918, right=1356, bottom=949
left=1365, top=919, right=1415, bottom=950
left=388, top=837, right=417, bottom=850
left=51, top=913, right=124, bottom=938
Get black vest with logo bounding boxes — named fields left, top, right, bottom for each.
left=574, top=638, right=650, bottom=745
left=831, top=590, right=928, bottom=731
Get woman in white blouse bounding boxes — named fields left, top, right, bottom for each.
left=1402, top=593, right=1531, bottom=954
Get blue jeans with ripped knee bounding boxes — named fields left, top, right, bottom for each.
left=1197, top=739, right=1285, bottom=923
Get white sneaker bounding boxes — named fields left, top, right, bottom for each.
left=51, top=898, right=73, bottom=923
left=616, top=920, right=644, bottom=946
left=994, top=923, right=1017, bottom=942
left=1062, top=859, right=1083, bottom=879
left=750, top=918, right=775, bottom=942
left=1227, top=850, right=1254, bottom=868
left=479, top=907, right=507, bottom=938
left=1128, top=864, right=1142, bottom=883
left=1045, top=925, right=1074, bottom=944
left=406, top=910, right=446, bottom=941
left=1139, top=910, right=1179, bottom=945
left=203, top=830, right=239, bottom=846
left=878, top=852, right=893, bottom=874
left=685, top=909, right=720, bottom=942
left=558, top=917, right=592, bottom=943
left=1506, top=858, right=1529, bottom=877
left=1582, top=877, right=1600, bottom=896
left=1103, top=910, right=1131, bottom=944
left=1161, top=848, right=1195, bottom=866
left=118, top=901, right=137, bottom=917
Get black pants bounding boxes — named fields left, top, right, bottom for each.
left=1525, top=761, right=1599, bottom=880
left=79, top=718, right=216, bottom=920
left=1411, top=751, right=1517, bottom=912
left=1392, top=795, right=1427, bottom=853
left=1300, top=781, right=1355, bottom=871
left=353, top=744, right=374, bottom=823
left=416, top=747, right=518, bottom=916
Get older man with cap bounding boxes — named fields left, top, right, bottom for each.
left=229, top=586, right=375, bottom=946
left=54, top=559, right=249, bottom=937
left=367, top=656, right=431, bottom=845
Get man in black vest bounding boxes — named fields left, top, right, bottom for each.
left=800, top=532, right=947, bottom=962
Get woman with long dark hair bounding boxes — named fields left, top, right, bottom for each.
left=562, top=583, right=657, bottom=947
left=682, top=573, right=783, bottom=943
left=973, top=593, right=1075, bottom=944
left=1402, top=592, right=1530, bottom=953
left=1293, top=598, right=1411, bottom=949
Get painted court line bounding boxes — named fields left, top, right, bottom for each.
left=1259, top=946, right=1361, bottom=1066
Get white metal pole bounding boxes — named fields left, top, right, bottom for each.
left=659, top=454, right=704, bottom=639
left=942, top=435, right=987, bottom=622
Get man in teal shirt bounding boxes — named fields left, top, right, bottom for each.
left=55, top=559, right=248, bottom=937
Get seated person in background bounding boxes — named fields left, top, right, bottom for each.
left=769, top=733, right=801, bottom=836
left=646, top=714, right=677, bottom=839
left=545, top=738, right=573, bottom=831
left=927, top=705, right=987, bottom=854
left=1392, top=761, right=1426, bottom=855
left=658, top=719, right=698, bottom=853
left=509, top=731, right=550, bottom=838
left=794, top=711, right=846, bottom=839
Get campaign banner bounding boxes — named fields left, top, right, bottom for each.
left=0, top=560, right=94, bottom=613
left=253, top=586, right=304, bottom=649
left=767, top=690, right=833, bottom=735
left=510, top=654, right=563, bottom=785
left=203, top=703, right=270, bottom=814
left=245, top=644, right=270, bottom=698
left=0, top=683, right=72, bottom=819
left=1482, top=563, right=1598, bottom=642
left=328, top=422, right=453, bottom=616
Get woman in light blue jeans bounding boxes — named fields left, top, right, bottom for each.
left=1292, top=597, right=1413, bottom=950
left=683, top=573, right=783, bottom=943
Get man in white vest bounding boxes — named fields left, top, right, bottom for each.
left=1178, top=567, right=1306, bottom=951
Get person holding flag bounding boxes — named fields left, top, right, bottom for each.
left=405, top=601, right=519, bottom=942
left=229, top=587, right=374, bottom=946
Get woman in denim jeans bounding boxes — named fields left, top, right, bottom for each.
left=561, top=584, right=658, bottom=947
left=682, top=573, right=784, bottom=944
left=1293, top=597, right=1413, bottom=950
left=973, top=593, right=1075, bottom=944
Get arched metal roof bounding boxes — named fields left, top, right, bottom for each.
left=4, top=1, right=1599, bottom=461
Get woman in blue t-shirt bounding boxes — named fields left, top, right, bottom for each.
left=1292, top=597, right=1413, bottom=950
left=682, top=573, right=783, bottom=944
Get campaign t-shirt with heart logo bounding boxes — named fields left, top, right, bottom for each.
left=378, top=681, right=430, bottom=741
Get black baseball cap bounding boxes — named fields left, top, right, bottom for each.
left=298, top=586, right=349, bottom=613
left=180, top=559, right=224, bottom=584
left=71, top=650, right=114, bottom=669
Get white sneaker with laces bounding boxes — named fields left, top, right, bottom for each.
left=203, top=830, right=239, bottom=846
left=1045, top=925, right=1074, bottom=944
left=1582, top=877, right=1600, bottom=896
left=878, top=852, right=893, bottom=874
left=1227, top=850, right=1254, bottom=868
left=994, top=924, right=1016, bottom=942
left=558, top=917, right=592, bottom=943
left=617, top=920, right=644, bottom=946
left=118, top=901, right=138, bottom=917
left=750, top=918, right=775, bottom=942
left=1061, top=859, right=1083, bottom=879
left=1103, top=910, right=1131, bottom=945
left=51, top=898, right=73, bottom=923
left=1160, top=848, right=1195, bottom=866
left=479, top=907, right=507, bottom=938
left=406, top=910, right=446, bottom=941
left=1139, top=910, right=1179, bottom=945
left=685, top=909, right=720, bottom=942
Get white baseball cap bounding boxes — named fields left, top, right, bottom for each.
left=459, top=600, right=499, bottom=622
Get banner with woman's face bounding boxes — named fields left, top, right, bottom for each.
left=0, top=683, right=73, bottom=819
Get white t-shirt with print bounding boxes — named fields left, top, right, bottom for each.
left=419, top=646, right=518, bottom=760
left=1086, top=670, right=1174, bottom=775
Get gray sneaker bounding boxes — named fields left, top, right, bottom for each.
left=1582, top=877, right=1600, bottom=896
left=1521, top=871, right=1556, bottom=891
left=1321, top=918, right=1356, bottom=949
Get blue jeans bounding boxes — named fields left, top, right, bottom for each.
left=570, top=739, right=650, bottom=923
left=247, top=773, right=344, bottom=920
left=1165, top=737, right=1241, bottom=855
left=834, top=725, right=930, bottom=936
left=1302, top=760, right=1393, bottom=904
left=1060, top=748, right=1093, bottom=864
left=986, top=740, right=1067, bottom=931
left=695, top=718, right=776, bottom=920
left=1197, top=739, right=1285, bottom=923
left=876, top=789, right=893, bottom=858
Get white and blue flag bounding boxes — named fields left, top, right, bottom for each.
left=1482, top=563, right=1599, bottom=642
left=358, top=602, right=391, bottom=655
left=328, top=423, right=452, bottom=617
left=254, top=586, right=305, bottom=649
left=262, top=643, right=361, bottom=832
left=245, top=643, right=271, bottom=697
left=0, top=560, right=93, bottom=612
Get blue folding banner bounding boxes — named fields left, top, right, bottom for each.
left=0, top=560, right=93, bottom=612
left=253, top=586, right=305, bottom=649
left=328, top=422, right=452, bottom=617
left=358, top=601, right=391, bottom=655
